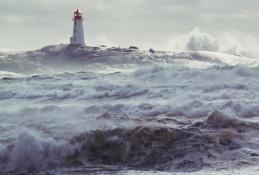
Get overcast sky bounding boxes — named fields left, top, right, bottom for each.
left=0, top=0, right=258, bottom=51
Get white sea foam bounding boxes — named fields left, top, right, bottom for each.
left=0, top=129, right=78, bottom=173
left=1, top=46, right=259, bottom=173
left=165, top=27, right=259, bottom=59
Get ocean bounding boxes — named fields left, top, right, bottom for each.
left=1, top=46, right=259, bottom=174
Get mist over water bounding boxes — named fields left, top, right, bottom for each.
left=1, top=45, right=259, bottom=174
left=164, top=27, right=259, bottom=59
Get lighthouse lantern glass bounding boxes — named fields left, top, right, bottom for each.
left=74, top=10, right=82, bottom=20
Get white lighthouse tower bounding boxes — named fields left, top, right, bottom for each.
left=70, top=9, right=85, bottom=45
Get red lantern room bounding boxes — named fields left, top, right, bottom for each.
left=73, top=9, right=83, bottom=20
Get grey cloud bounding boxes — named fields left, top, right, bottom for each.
left=0, top=0, right=258, bottom=50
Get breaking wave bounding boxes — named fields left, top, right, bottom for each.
left=1, top=47, right=259, bottom=174
left=0, top=111, right=259, bottom=174
left=166, top=27, right=259, bottom=59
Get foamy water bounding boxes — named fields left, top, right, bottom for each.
left=1, top=46, right=259, bottom=174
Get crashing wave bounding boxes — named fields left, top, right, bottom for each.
left=0, top=44, right=258, bottom=74
left=1, top=45, right=259, bottom=174
left=1, top=111, right=259, bottom=174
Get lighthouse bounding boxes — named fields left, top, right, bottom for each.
left=70, top=9, right=85, bottom=45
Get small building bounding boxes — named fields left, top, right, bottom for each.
left=70, top=9, right=85, bottom=45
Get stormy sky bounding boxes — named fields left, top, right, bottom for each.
left=0, top=0, right=258, bottom=51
